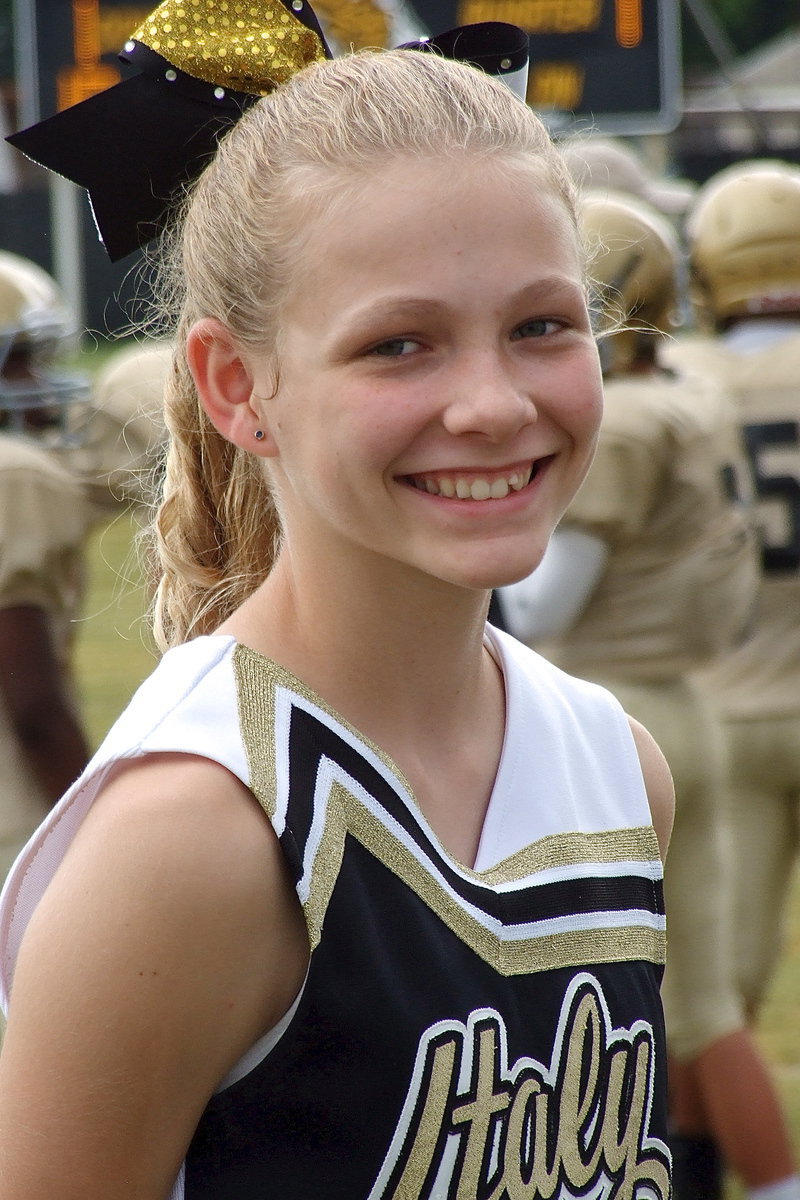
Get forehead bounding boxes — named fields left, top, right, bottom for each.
left=285, top=155, right=582, bottom=312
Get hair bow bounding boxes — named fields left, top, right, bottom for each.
left=7, top=0, right=529, bottom=262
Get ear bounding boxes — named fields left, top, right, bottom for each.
left=186, top=317, right=278, bottom=456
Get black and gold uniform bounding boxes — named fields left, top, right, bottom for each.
left=0, top=628, right=670, bottom=1198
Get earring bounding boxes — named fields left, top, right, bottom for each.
left=254, top=429, right=265, bottom=441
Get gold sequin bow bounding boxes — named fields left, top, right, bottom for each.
left=132, top=0, right=329, bottom=94
left=6, top=0, right=527, bottom=262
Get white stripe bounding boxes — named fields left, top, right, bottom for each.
left=295, top=753, right=664, bottom=944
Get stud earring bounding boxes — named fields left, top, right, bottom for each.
left=254, top=429, right=265, bottom=441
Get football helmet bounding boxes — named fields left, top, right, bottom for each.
left=562, top=135, right=696, bottom=216
left=78, top=339, right=169, bottom=513
left=686, top=159, right=800, bottom=325
left=0, top=251, right=89, bottom=442
left=580, top=189, right=681, bottom=375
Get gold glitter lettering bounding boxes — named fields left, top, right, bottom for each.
left=389, top=1038, right=458, bottom=1196
left=373, top=984, right=669, bottom=1200
left=499, top=1078, right=544, bottom=1200
left=451, top=1024, right=511, bottom=1199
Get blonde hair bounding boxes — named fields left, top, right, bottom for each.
left=149, top=48, right=580, bottom=650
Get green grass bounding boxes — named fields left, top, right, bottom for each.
left=756, top=869, right=800, bottom=1156
left=721, top=872, right=800, bottom=1198
left=77, top=513, right=800, bottom=1180
left=74, top=510, right=159, bottom=748
left=72, top=335, right=162, bottom=743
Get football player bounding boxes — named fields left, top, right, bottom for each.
left=0, top=251, right=93, bottom=879
left=501, top=189, right=799, bottom=1200
left=0, top=252, right=169, bottom=881
left=78, top=337, right=169, bottom=521
left=667, top=160, right=800, bottom=1196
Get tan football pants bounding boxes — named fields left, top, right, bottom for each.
left=717, top=712, right=800, bottom=1015
left=584, top=674, right=745, bottom=1061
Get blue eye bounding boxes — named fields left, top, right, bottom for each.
left=370, top=338, right=418, bottom=357
left=512, top=318, right=560, bottom=340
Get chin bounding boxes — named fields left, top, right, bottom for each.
left=448, top=553, right=547, bottom=593
left=484, top=545, right=550, bottom=590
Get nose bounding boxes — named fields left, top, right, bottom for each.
left=440, top=349, right=537, bottom=442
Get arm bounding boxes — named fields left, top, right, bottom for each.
left=0, top=605, right=90, bottom=801
left=0, top=445, right=93, bottom=800
left=498, top=527, right=609, bottom=643
left=627, top=716, right=675, bottom=863
left=0, top=752, right=309, bottom=1199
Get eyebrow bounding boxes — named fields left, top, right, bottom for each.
left=339, top=276, right=587, bottom=331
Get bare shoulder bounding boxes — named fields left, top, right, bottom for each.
left=0, top=752, right=308, bottom=1198
left=626, top=715, right=675, bottom=862
left=25, top=751, right=309, bottom=1046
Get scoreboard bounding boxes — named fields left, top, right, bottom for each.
left=407, top=0, right=682, bottom=132
left=27, top=1, right=680, bottom=134
left=8, top=0, right=681, bottom=334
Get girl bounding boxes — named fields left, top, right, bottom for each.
left=0, top=41, right=673, bottom=1200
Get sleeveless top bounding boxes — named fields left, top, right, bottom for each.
left=0, top=628, right=670, bottom=1198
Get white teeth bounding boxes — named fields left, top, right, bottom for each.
left=411, top=467, right=533, bottom=500
left=468, top=479, right=491, bottom=501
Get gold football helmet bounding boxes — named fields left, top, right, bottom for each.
left=77, top=340, right=170, bottom=513
left=562, top=135, right=696, bottom=216
left=580, top=189, right=681, bottom=375
left=686, top=159, right=800, bottom=325
left=0, top=251, right=89, bottom=442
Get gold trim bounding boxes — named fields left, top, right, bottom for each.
left=478, top=825, right=663, bottom=885
left=343, top=790, right=665, bottom=975
left=236, top=643, right=662, bottom=884
left=233, top=644, right=666, bottom=974
left=235, top=644, right=279, bottom=819
left=235, top=642, right=415, bottom=806
left=303, top=780, right=349, bottom=951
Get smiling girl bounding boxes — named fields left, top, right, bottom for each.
left=0, top=34, right=673, bottom=1200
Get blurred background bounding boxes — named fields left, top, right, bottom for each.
left=2, top=0, right=800, bottom=336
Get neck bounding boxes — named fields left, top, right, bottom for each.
left=223, top=543, right=509, bottom=868
left=223, top=546, right=498, bottom=752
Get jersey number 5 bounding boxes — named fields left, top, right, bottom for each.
left=743, top=420, right=800, bottom=574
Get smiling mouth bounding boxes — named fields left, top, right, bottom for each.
left=404, top=461, right=548, bottom=501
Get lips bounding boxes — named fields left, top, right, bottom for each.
left=403, top=461, right=543, bottom=501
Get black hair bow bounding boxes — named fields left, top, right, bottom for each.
left=7, top=0, right=528, bottom=262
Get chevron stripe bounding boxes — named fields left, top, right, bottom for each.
left=234, top=644, right=665, bottom=974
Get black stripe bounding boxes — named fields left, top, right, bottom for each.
left=283, top=704, right=665, bottom=928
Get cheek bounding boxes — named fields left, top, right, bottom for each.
left=341, top=394, right=421, bottom=469
left=580, top=377, right=605, bottom=444
left=553, top=352, right=604, bottom=445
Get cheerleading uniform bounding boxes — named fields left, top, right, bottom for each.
left=0, top=627, right=670, bottom=1198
